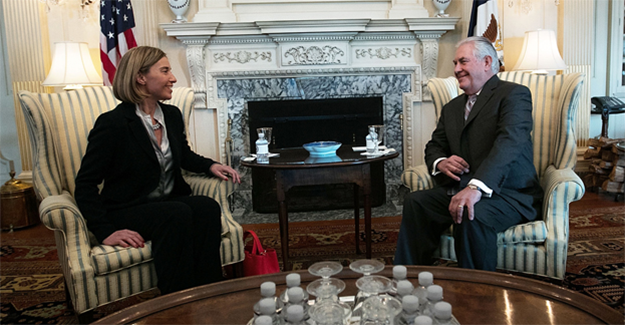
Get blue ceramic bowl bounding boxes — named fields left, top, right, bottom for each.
left=303, top=141, right=342, bottom=157
left=305, top=154, right=342, bottom=164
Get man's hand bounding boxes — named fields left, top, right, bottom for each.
left=102, top=229, right=145, bottom=248
left=449, top=187, right=482, bottom=224
left=210, top=164, right=241, bottom=183
left=437, top=155, right=470, bottom=181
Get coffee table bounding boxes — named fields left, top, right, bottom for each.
left=241, top=145, right=399, bottom=270
left=93, top=266, right=622, bottom=324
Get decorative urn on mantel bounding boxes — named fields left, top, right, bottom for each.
left=168, top=0, right=190, bottom=23
left=433, top=0, right=451, bottom=17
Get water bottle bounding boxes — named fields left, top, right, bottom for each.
left=253, top=282, right=284, bottom=318
left=257, top=298, right=281, bottom=325
left=280, top=273, right=309, bottom=304
left=390, top=265, right=408, bottom=297
left=395, top=295, right=420, bottom=325
left=366, top=133, right=376, bottom=153
left=285, top=305, right=307, bottom=325
left=423, top=285, right=443, bottom=317
left=255, top=315, right=273, bottom=325
left=433, top=301, right=453, bottom=325
left=413, top=271, right=433, bottom=313
left=283, top=287, right=309, bottom=321
left=256, top=133, right=269, bottom=164
left=414, top=315, right=433, bottom=325
left=396, top=280, right=415, bottom=301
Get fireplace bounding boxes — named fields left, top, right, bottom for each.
left=248, top=97, right=385, bottom=212
left=217, top=72, right=413, bottom=213
left=161, top=17, right=459, bottom=219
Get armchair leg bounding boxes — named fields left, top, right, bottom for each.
left=77, top=310, right=94, bottom=324
left=222, top=261, right=245, bottom=279
left=231, top=261, right=245, bottom=278
left=64, top=279, right=73, bottom=311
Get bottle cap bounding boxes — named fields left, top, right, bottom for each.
left=286, top=273, right=301, bottom=287
left=427, top=285, right=443, bottom=301
left=414, top=315, right=433, bottom=325
left=393, top=265, right=407, bottom=280
left=260, top=282, right=276, bottom=297
left=259, top=298, right=276, bottom=315
left=286, top=305, right=304, bottom=322
left=254, top=315, right=273, bottom=325
left=434, top=301, right=452, bottom=319
left=397, top=280, right=414, bottom=296
left=402, top=295, right=419, bottom=313
left=287, top=287, right=304, bottom=303
left=418, top=272, right=433, bottom=286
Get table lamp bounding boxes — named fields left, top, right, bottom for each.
left=513, top=29, right=566, bottom=75
left=42, top=42, right=102, bottom=90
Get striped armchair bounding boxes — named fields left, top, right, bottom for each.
left=18, top=87, right=244, bottom=318
left=401, top=72, right=585, bottom=279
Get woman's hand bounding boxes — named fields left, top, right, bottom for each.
left=210, top=164, right=241, bottom=183
left=102, top=229, right=145, bottom=248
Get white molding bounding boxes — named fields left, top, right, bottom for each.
left=197, top=0, right=428, bottom=22
left=256, top=19, right=370, bottom=34
left=608, top=0, right=625, bottom=98
left=563, top=0, right=594, bottom=148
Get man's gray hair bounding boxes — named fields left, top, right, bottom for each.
left=457, top=36, right=500, bottom=74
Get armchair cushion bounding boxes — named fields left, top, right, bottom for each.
left=91, top=243, right=153, bottom=276
left=498, top=221, right=547, bottom=244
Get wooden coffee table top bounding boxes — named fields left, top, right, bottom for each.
left=93, top=266, right=622, bottom=324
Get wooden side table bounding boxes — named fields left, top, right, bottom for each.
left=241, top=145, right=399, bottom=270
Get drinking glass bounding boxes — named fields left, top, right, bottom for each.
left=367, top=125, right=385, bottom=154
left=358, top=276, right=402, bottom=325
left=350, top=259, right=385, bottom=317
left=307, top=262, right=352, bottom=325
left=256, top=127, right=273, bottom=151
left=308, top=261, right=343, bottom=279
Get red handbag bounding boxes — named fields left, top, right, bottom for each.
left=243, top=230, right=280, bottom=276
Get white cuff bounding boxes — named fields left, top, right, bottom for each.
left=432, top=157, right=447, bottom=176
left=468, top=179, right=493, bottom=198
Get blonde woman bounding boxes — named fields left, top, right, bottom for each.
left=75, top=46, right=240, bottom=294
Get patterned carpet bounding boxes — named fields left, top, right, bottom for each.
left=1, top=205, right=623, bottom=323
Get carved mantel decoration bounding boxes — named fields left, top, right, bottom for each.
left=162, top=18, right=458, bottom=170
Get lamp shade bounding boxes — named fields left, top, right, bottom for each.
left=513, top=29, right=566, bottom=73
left=42, top=42, right=102, bottom=89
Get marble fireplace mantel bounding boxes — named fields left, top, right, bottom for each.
left=162, top=18, right=458, bottom=169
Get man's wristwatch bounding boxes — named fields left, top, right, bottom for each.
left=467, top=184, right=480, bottom=192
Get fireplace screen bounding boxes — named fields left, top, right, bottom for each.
left=247, top=96, right=386, bottom=213
left=248, top=97, right=383, bottom=149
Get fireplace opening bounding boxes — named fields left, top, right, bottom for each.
left=247, top=97, right=386, bottom=213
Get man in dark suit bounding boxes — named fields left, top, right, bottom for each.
left=394, top=37, right=543, bottom=270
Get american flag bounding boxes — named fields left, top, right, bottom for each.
left=100, top=0, right=137, bottom=86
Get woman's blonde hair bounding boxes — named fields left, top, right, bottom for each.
left=112, top=46, right=167, bottom=103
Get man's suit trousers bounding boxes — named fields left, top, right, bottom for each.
left=394, top=186, right=525, bottom=271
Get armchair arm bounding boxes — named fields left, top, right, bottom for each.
left=401, top=164, right=435, bottom=192
left=38, top=191, right=98, bottom=313
left=539, top=165, right=585, bottom=278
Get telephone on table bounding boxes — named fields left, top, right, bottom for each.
left=591, top=96, right=625, bottom=138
